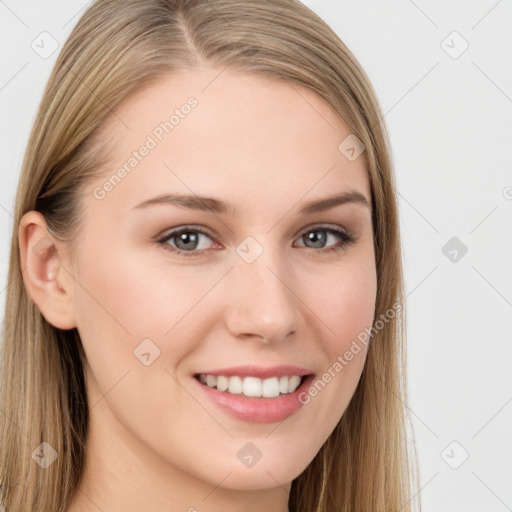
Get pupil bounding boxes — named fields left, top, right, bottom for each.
left=177, top=232, right=198, bottom=250
left=306, top=230, right=326, bottom=249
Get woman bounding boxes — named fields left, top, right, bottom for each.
left=0, top=0, right=419, bottom=510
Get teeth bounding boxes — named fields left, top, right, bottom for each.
left=288, top=375, right=301, bottom=391
left=228, top=376, right=243, bottom=394
left=279, top=375, right=289, bottom=394
left=198, top=374, right=304, bottom=397
left=217, top=375, right=229, bottom=392
left=243, top=376, right=262, bottom=397
left=262, top=377, right=280, bottom=398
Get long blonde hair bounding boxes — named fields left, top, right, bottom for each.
left=0, top=1, right=420, bottom=510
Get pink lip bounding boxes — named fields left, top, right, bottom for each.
left=194, top=364, right=313, bottom=379
left=193, top=372, right=315, bottom=424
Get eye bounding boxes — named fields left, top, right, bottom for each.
left=157, top=226, right=218, bottom=256
left=156, top=224, right=357, bottom=257
left=294, top=225, right=357, bottom=253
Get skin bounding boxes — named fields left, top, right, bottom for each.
left=19, top=66, right=377, bottom=512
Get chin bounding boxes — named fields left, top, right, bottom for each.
left=207, top=456, right=308, bottom=491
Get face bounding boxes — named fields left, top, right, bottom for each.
left=59, top=67, right=377, bottom=492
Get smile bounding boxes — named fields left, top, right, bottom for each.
left=196, top=373, right=304, bottom=398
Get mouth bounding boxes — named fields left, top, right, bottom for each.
left=191, top=364, right=315, bottom=423
left=194, top=373, right=309, bottom=399
left=193, top=370, right=315, bottom=423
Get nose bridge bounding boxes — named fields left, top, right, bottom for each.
left=225, top=238, right=301, bottom=342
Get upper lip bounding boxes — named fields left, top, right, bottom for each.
left=194, top=365, right=314, bottom=379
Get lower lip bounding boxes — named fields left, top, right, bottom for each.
left=193, top=374, right=315, bottom=424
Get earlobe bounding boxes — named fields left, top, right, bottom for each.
left=18, top=211, right=77, bottom=330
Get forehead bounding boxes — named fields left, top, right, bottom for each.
left=87, top=67, right=370, bottom=217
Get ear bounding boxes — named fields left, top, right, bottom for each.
left=18, top=211, right=77, bottom=330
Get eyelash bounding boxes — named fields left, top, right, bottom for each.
left=156, top=224, right=357, bottom=258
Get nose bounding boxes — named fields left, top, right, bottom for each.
left=223, top=245, right=304, bottom=344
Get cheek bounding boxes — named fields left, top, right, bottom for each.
left=312, top=259, right=377, bottom=358
left=299, top=259, right=376, bottom=412
left=71, top=246, right=213, bottom=429
left=71, top=243, right=227, bottom=407
left=331, top=279, right=376, bottom=350
left=73, top=244, right=208, bottom=345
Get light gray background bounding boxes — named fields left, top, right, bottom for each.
left=1, top=1, right=511, bottom=510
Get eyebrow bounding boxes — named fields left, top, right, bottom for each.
left=133, top=190, right=372, bottom=215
